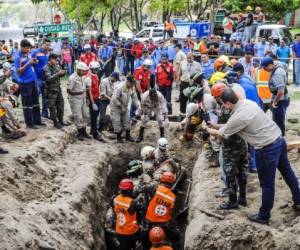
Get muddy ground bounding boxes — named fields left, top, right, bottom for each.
left=0, top=83, right=299, bottom=250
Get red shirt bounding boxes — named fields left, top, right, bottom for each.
left=134, top=66, right=150, bottom=93
left=147, top=43, right=156, bottom=54
left=156, top=62, right=174, bottom=87
left=87, top=71, right=100, bottom=100
left=131, top=43, right=144, bottom=58
left=187, top=40, right=195, bottom=49
left=80, top=53, right=97, bottom=67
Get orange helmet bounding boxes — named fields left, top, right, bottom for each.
left=211, top=82, right=227, bottom=98
left=214, top=59, right=226, bottom=70
left=160, top=172, right=176, bottom=184
left=149, top=227, right=165, bottom=243
left=119, top=179, right=134, bottom=191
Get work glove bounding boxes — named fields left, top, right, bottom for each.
left=92, top=103, right=99, bottom=111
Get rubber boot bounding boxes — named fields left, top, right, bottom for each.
left=82, top=127, right=92, bottom=139
left=125, top=130, right=135, bottom=142
left=53, top=120, right=63, bottom=129
left=238, top=181, right=247, bottom=206
left=136, top=127, right=145, bottom=143
left=77, top=128, right=84, bottom=141
left=93, top=133, right=107, bottom=143
left=117, top=132, right=123, bottom=143
left=219, top=191, right=239, bottom=210
left=160, top=127, right=164, bottom=137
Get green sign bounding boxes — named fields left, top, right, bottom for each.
left=37, top=23, right=74, bottom=34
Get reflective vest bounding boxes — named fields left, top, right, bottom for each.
left=165, top=21, right=175, bottom=31
left=145, top=185, right=175, bottom=223
left=114, top=195, right=139, bottom=235
left=255, top=68, right=271, bottom=104
left=151, top=246, right=173, bottom=250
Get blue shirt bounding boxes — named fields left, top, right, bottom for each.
left=98, top=46, right=113, bottom=62
left=201, top=61, right=214, bottom=80
left=292, top=42, right=300, bottom=58
left=245, top=44, right=255, bottom=56
left=151, top=47, right=168, bottom=66
left=238, top=75, right=261, bottom=106
left=254, top=42, right=267, bottom=59
left=14, top=52, right=36, bottom=84
left=31, top=48, right=48, bottom=80
left=167, top=46, right=176, bottom=61
left=182, top=46, right=191, bottom=55
left=276, top=46, right=290, bottom=64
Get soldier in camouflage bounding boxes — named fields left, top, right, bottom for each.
left=44, top=53, right=67, bottom=129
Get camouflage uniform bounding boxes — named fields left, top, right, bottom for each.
left=218, top=107, right=248, bottom=200
left=44, top=63, right=64, bottom=124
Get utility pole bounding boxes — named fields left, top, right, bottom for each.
left=48, top=0, right=53, bottom=23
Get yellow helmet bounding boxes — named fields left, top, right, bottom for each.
left=209, top=72, right=226, bottom=86
left=245, top=6, right=252, bottom=11
left=218, top=55, right=230, bottom=65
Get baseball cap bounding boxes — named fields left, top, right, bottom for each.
left=233, top=63, right=244, bottom=72
left=260, top=57, right=274, bottom=68
left=111, top=72, right=120, bottom=81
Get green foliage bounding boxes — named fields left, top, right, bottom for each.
left=224, top=0, right=300, bottom=21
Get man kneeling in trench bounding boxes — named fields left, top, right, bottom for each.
left=205, top=88, right=300, bottom=225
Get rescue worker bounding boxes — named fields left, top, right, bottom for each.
left=149, top=227, right=173, bottom=250
left=152, top=40, right=168, bottom=68
left=67, top=62, right=91, bottom=141
left=142, top=172, right=180, bottom=247
left=87, top=61, right=106, bottom=142
left=164, top=15, right=177, bottom=39
left=261, top=57, right=289, bottom=136
left=15, top=39, right=44, bottom=129
left=110, top=75, right=139, bottom=143
left=141, top=146, right=156, bottom=184
left=31, top=38, right=51, bottom=118
left=44, top=53, right=67, bottom=129
left=209, top=83, right=248, bottom=209
left=182, top=72, right=207, bottom=104
left=112, top=179, right=141, bottom=250
left=254, top=64, right=271, bottom=112
left=99, top=72, right=120, bottom=133
left=80, top=44, right=97, bottom=67
left=156, top=53, right=175, bottom=114
left=209, top=58, right=227, bottom=86
left=136, top=88, right=168, bottom=142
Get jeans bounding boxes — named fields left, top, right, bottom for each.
left=19, top=82, right=42, bottom=126
left=99, top=99, right=110, bottom=131
left=219, top=146, right=229, bottom=188
left=125, top=57, right=135, bottom=75
left=295, top=58, right=300, bottom=86
left=179, top=81, right=190, bottom=114
left=271, top=99, right=290, bottom=136
left=36, top=79, right=49, bottom=118
left=65, top=62, right=73, bottom=76
left=242, top=26, right=252, bottom=44
left=158, top=85, right=172, bottom=114
left=116, top=57, right=124, bottom=74
left=255, top=138, right=300, bottom=219
left=249, top=146, right=257, bottom=171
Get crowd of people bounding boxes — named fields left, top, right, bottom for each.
left=1, top=10, right=300, bottom=249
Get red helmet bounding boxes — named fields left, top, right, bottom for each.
left=211, top=82, right=227, bottom=98
left=149, top=227, right=165, bottom=243
left=119, top=179, right=134, bottom=191
left=160, top=172, right=176, bottom=184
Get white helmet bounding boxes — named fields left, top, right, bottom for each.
left=89, top=61, right=100, bottom=69
left=76, top=62, right=89, bottom=71
left=143, top=59, right=153, bottom=67
left=186, top=103, right=198, bottom=117
left=3, top=62, right=12, bottom=71
left=141, top=146, right=155, bottom=160
left=158, top=138, right=168, bottom=151
left=83, top=44, right=91, bottom=50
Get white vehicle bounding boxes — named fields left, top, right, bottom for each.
left=134, top=26, right=165, bottom=42
left=255, top=24, right=293, bottom=45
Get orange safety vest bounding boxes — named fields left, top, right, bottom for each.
left=255, top=68, right=272, bottom=103
left=114, top=195, right=139, bottom=235
left=145, top=185, right=175, bottom=223
left=165, top=21, right=175, bottom=31
left=0, top=108, right=6, bottom=117
left=151, top=246, right=173, bottom=250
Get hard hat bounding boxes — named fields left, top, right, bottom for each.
left=143, top=59, right=153, bottom=66
left=186, top=103, right=198, bottom=116
left=76, top=62, right=89, bottom=71
left=128, top=160, right=142, bottom=168
left=157, top=137, right=168, bottom=151
left=83, top=44, right=91, bottom=50
left=160, top=171, right=176, bottom=184
left=214, top=58, right=227, bottom=70
left=89, top=61, right=100, bottom=69
left=245, top=6, right=253, bottom=11
left=119, top=179, right=134, bottom=191
left=2, top=62, right=12, bottom=70
left=218, top=55, right=230, bottom=65
left=190, top=72, right=205, bottom=83
left=209, top=72, right=226, bottom=85
left=149, top=227, right=165, bottom=244
left=211, top=82, right=227, bottom=98
left=141, top=146, right=155, bottom=160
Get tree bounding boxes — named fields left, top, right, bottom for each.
left=223, top=0, right=300, bottom=21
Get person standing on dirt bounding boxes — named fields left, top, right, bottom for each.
left=112, top=179, right=142, bottom=250
left=149, top=227, right=173, bottom=250
left=209, top=83, right=248, bottom=209
left=205, top=88, right=300, bottom=224
left=44, top=53, right=67, bottom=129
left=110, top=75, right=139, bottom=143
left=67, top=62, right=92, bottom=141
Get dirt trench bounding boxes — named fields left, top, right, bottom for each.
left=0, top=122, right=199, bottom=250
